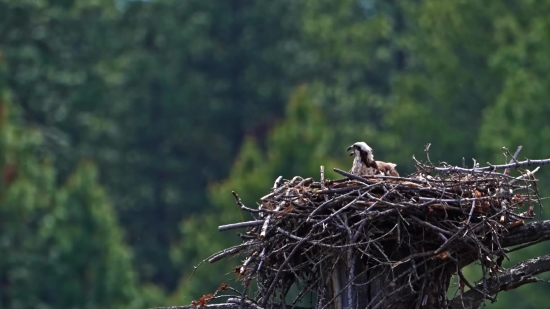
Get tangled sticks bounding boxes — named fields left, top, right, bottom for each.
left=210, top=150, right=549, bottom=309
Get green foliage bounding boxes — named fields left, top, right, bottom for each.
left=173, top=86, right=345, bottom=304
left=299, top=0, right=398, bottom=157
left=379, top=0, right=499, bottom=168
left=0, top=57, right=141, bottom=309
left=38, top=162, right=138, bottom=309
left=0, top=0, right=312, bottom=289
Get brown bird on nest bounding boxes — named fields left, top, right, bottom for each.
left=347, top=142, right=399, bottom=177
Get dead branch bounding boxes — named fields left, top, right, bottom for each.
left=151, top=299, right=312, bottom=309
left=503, top=220, right=550, bottom=248
left=449, top=254, right=550, bottom=309
left=218, top=220, right=264, bottom=232
left=504, top=145, right=523, bottom=176
left=435, top=158, right=550, bottom=173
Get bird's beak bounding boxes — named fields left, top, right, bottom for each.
left=347, top=145, right=354, bottom=156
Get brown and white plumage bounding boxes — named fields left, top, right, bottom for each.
left=347, top=142, right=379, bottom=176
left=376, top=161, right=400, bottom=177
left=347, top=142, right=400, bottom=177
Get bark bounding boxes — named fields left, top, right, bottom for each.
left=449, top=254, right=550, bottom=309
left=502, top=220, right=550, bottom=247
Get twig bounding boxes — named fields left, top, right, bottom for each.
left=435, top=158, right=550, bottom=173
left=273, top=176, right=283, bottom=189
left=313, top=190, right=370, bottom=227
left=332, top=168, right=376, bottom=184
left=261, top=237, right=311, bottom=308
left=218, top=220, right=264, bottom=232
left=504, top=145, right=522, bottom=175
left=207, top=242, right=257, bottom=263
left=260, top=202, right=283, bottom=239
left=467, top=199, right=476, bottom=224
left=509, top=166, right=540, bottom=185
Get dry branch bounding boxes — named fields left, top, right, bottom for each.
left=434, top=157, right=550, bottom=173
left=449, top=254, right=550, bottom=309
left=503, top=220, right=550, bottom=247
left=152, top=300, right=311, bottom=309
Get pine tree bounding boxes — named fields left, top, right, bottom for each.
left=0, top=50, right=142, bottom=309
left=171, top=86, right=346, bottom=304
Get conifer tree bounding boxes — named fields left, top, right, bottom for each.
left=0, top=50, right=142, bottom=309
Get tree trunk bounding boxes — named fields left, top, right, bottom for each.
left=324, top=244, right=455, bottom=309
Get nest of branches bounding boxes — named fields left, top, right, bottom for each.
left=208, top=147, right=546, bottom=309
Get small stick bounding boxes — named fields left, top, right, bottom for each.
left=457, top=269, right=496, bottom=302
left=333, top=168, right=376, bottom=184
left=504, top=146, right=523, bottom=176
left=273, top=175, right=283, bottom=189
left=313, top=191, right=369, bottom=227
left=371, top=174, right=429, bottom=184
left=260, top=201, right=284, bottom=239
left=418, top=196, right=494, bottom=203
left=260, top=176, right=297, bottom=201
left=321, top=165, right=329, bottom=203
left=409, top=215, right=454, bottom=236
left=307, top=191, right=356, bottom=220
left=232, top=191, right=245, bottom=222
left=467, top=200, right=476, bottom=224
left=261, top=237, right=311, bottom=308
left=424, top=143, right=432, bottom=164
left=435, top=158, right=550, bottom=173
left=509, top=166, right=540, bottom=185
left=240, top=251, right=258, bottom=275
left=335, top=167, right=431, bottom=184
left=207, top=242, right=254, bottom=263
left=218, top=220, right=264, bottom=232
left=259, top=179, right=282, bottom=219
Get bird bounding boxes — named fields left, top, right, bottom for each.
left=376, top=161, right=400, bottom=177
left=347, top=142, right=400, bottom=177
left=347, top=142, right=379, bottom=176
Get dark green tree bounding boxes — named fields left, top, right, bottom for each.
left=0, top=53, right=143, bottom=309
left=99, top=0, right=312, bottom=288
left=172, top=86, right=346, bottom=304
left=298, top=0, right=408, bottom=161
left=1, top=0, right=311, bottom=289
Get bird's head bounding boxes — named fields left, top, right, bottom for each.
left=347, top=142, right=373, bottom=158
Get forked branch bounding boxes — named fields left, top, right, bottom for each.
left=449, top=255, right=550, bottom=309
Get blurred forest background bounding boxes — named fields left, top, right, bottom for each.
left=1, top=0, right=550, bottom=308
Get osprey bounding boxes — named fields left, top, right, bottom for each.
left=376, top=161, right=400, bottom=177
left=347, top=142, right=400, bottom=177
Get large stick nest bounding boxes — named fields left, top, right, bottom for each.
left=207, top=150, right=546, bottom=309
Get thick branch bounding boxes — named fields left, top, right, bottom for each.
left=449, top=255, right=550, bottom=309
left=503, top=220, right=550, bottom=248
